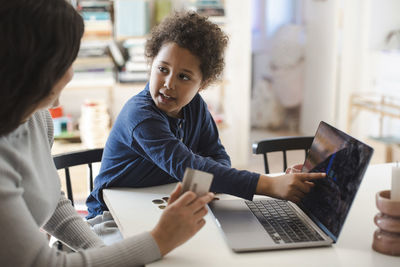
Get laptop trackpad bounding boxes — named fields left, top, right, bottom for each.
left=209, top=199, right=275, bottom=251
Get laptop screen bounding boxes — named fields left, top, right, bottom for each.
left=300, top=121, right=373, bottom=241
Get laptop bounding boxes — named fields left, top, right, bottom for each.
left=209, top=121, right=374, bottom=252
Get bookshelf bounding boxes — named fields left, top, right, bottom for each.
left=64, top=0, right=228, bottom=122
left=61, top=0, right=251, bottom=168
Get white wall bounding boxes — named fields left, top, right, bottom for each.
left=300, top=0, right=400, bottom=143
left=221, top=0, right=252, bottom=168
left=336, top=0, right=371, bottom=135
left=338, top=0, right=400, bottom=138
left=366, top=0, right=400, bottom=138
left=369, top=0, right=400, bottom=50
left=300, top=0, right=339, bottom=135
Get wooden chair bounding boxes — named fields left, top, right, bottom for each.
left=252, top=136, right=313, bottom=174
left=53, top=148, right=103, bottom=206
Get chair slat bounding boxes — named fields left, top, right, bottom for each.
left=53, top=148, right=103, bottom=206
left=65, top=168, right=74, bottom=206
left=252, top=136, right=313, bottom=174
left=263, top=154, right=269, bottom=174
left=283, top=150, right=288, bottom=172
left=88, top=163, right=94, bottom=192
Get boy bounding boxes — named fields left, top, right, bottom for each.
left=86, top=12, right=325, bottom=219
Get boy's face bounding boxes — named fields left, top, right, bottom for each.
left=149, top=42, right=204, bottom=118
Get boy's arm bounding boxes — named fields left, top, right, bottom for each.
left=197, top=107, right=231, bottom=167
left=133, top=119, right=259, bottom=200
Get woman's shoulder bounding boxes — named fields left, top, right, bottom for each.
left=31, top=109, right=54, bottom=146
left=0, top=109, right=49, bottom=142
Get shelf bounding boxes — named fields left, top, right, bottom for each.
left=114, top=35, right=149, bottom=42
left=349, top=93, right=400, bottom=119
left=348, top=93, right=400, bottom=136
left=66, top=75, right=115, bottom=88
left=348, top=92, right=400, bottom=162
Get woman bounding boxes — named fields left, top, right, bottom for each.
left=0, top=0, right=213, bottom=266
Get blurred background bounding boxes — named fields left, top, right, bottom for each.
left=54, top=0, right=400, bottom=207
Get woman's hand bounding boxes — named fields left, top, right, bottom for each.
left=256, top=169, right=326, bottom=203
left=151, top=183, right=214, bottom=256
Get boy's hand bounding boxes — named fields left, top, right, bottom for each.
left=285, top=164, right=303, bottom=174
left=256, top=172, right=326, bottom=203
left=151, top=183, right=214, bottom=256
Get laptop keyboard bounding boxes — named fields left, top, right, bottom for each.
left=245, top=199, right=325, bottom=244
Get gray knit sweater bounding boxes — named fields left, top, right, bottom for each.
left=0, top=109, right=161, bottom=266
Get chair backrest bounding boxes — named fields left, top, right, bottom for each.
left=53, top=148, right=103, bottom=206
left=252, top=136, right=314, bottom=174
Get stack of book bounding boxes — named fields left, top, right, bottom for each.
left=73, top=40, right=115, bottom=85
left=71, top=1, right=114, bottom=86
left=185, top=0, right=226, bottom=25
left=79, top=0, right=113, bottom=40
left=114, top=0, right=150, bottom=38
left=195, top=0, right=225, bottom=16
left=117, top=38, right=149, bottom=83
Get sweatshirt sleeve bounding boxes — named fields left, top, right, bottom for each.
left=133, top=118, right=259, bottom=200
left=0, top=153, right=161, bottom=267
left=42, top=193, right=105, bottom=250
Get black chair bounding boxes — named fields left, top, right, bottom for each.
left=252, top=136, right=314, bottom=174
left=53, top=148, right=103, bottom=206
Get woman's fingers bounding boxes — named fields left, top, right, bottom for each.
left=194, top=206, right=209, bottom=219
left=188, top=193, right=214, bottom=213
left=171, top=190, right=214, bottom=214
left=168, top=183, right=182, bottom=205
left=197, top=218, right=206, bottom=227
left=173, top=191, right=197, bottom=207
left=190, top=218, right=206, bottom=234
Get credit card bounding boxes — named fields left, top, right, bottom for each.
left=181, top=168, right=214, bottom=197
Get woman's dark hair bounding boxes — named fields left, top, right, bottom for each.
left=0, top=0, right=84, bottom=136
left=145, top=11, right=228, bottom=87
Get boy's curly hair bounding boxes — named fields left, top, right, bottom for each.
left=145, top=11, right=228, bottom=87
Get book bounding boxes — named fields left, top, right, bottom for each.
left=82, top=11, right=111, bottom=21
left=118, top=71, right=148, bottom=83
left=114, top=0, right=150, bottom=38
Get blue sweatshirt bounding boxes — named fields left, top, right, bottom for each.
left=86, top=84, right=260, bottom=218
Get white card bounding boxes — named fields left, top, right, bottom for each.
left=181, top=168, right=214, bottom=197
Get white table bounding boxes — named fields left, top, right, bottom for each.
left=103, top=164, right=400, bottom=266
